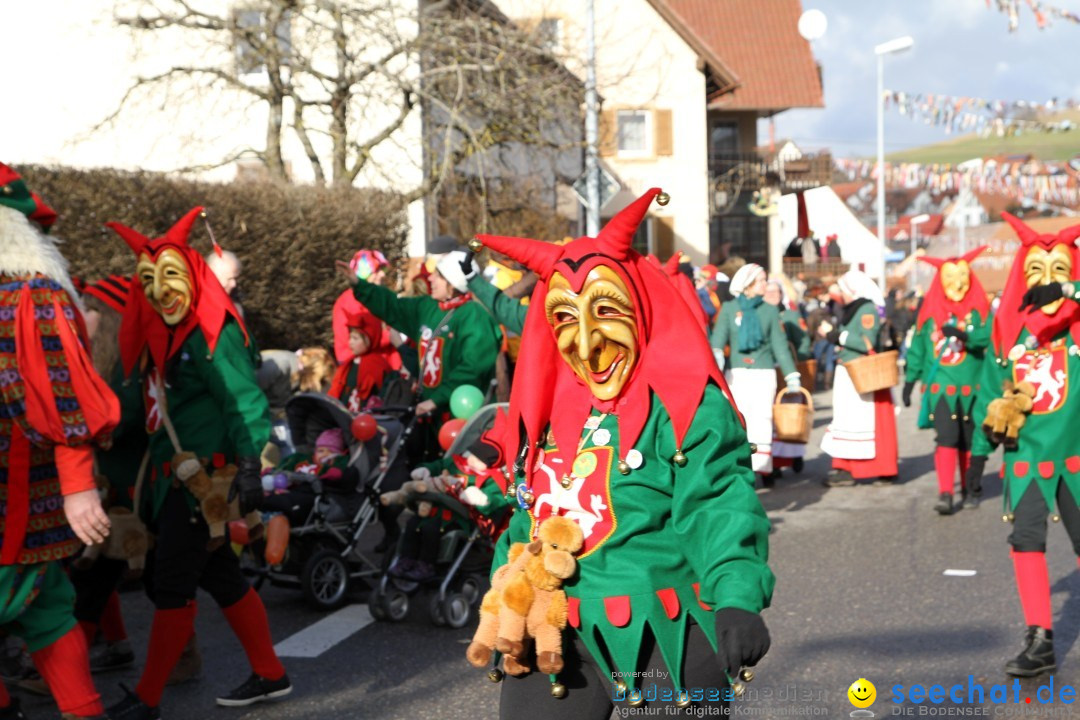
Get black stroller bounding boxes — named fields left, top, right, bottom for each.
left=369, top=402, right=509, bottom=628
left=244, top=392, right=415, bottom=610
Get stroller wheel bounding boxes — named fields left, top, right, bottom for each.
left=442, top=592, right=471, bottom=629
left=368, top=586, right=387, bottom=621
left=459, top=574, right=484, bottom=606
left=428, top=593, right=447, bottom=626
left=301, top=550, right=351, bottom=611
left=381, top=589, right=410, bottom=622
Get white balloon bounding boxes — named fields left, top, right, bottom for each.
left=798, top=9, right=828, bottom=41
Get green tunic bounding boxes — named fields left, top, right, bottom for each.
left=352, top=281, right=501, bottom=413
left=835, top=300, right=881, bottom=364
left=904, top=312, right=990, bottom=430
left=710, top=301, right=797, bottom=376
left=494, top=383, right=774, bottom=688
left=139, top=320, right=271, bottom=522
left=972, top=328, right=1080, bottom=512
left=467, top=276, right=528, bottom=336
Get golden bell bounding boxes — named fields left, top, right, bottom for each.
left=468, top=238, right=484, bottom=252
left=672, top=450, right=687, bottom=467
left=487, top=668, right=505, bottom=683
left=613, top=680, right=627, bottom=695
left=617, top=461, right=631, bottom=475
left=732, top=681, right=746, bottom=697
left=560, top=475, right=574, bottom=489
left=1002, top=512, right=1015, bottom=523
left=674, top=694, right=693, bottom=708
left=739, top=669, right=755, bottom=683
left=550, top=682, right=567, bottom=699
left=656, top=191, right=671, bottom=206
left=627, top=690, right=646, bottom=707
left=1, top=186, right=12, bottom=195
left=521, top=490, right=535, bottom=506
left=749, top=443, right=758, bottom=454
left=1052, top=514, right=1061, bottom=523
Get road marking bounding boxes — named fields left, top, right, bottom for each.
left=943, top=569, right=976, bottom=577
left=274, top=604, right=374, bottom=658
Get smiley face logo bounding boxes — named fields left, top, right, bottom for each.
left=848, top=678, right=876, bottom=709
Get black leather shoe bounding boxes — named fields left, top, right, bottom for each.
left=823, top=470, right=856, bottom=487
left=962, top=492, right=981, bottom=510
left=216, top=673, right=293, bottom=707
left=1005, top=626, right=1055, bottom=677
left=107, top=685, right=161, bottom=720
left=934, top=493, right=955, bottom=515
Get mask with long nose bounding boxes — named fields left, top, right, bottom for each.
left=545, top=266, right=639, bottom=401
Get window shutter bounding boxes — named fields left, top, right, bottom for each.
left=654, top=109, right=673, bottom=156
left=599, top=110, right=617, bottom=156
left=655, top=216, right=675, bottom=260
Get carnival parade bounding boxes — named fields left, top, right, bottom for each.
left=4, top=0, right=1080, bottom=718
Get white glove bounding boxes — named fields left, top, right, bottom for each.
left=461, top=486, right=489, bottom=507
left=784, top=372, right=802, bottom=392
left=410, top=466, right=432, bottom=483
left=713, top=348, right=726, bottom=371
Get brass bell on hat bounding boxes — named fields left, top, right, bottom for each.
left=672, top=449, right=687, bottom=467
left=550, top=682, right=567, bottom=699
left=468, top=238, right=484, bottom=252
left=1002, top=512, right=1015, bottom=523
left=674, top=694, right=692, bottom=708
left=488, top=668, right=505, bottom=683
left=627, top=690, right=646, bottom=708
left=617, top=460, right=631, bottom=475
left=739, top=669, right=755, bottom=683
left=613, top=680, right=627, bottom=695
left=1052, top=514, right=1061, bottom=523
left=732, top=681, right=746, bottom=697
left=657, top=191, right=671, bottom=206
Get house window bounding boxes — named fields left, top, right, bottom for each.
left=536, top=18, right=562, bottom=51
left=234, top=8, right=292, bottom=76
left=631, top=217, right=653, bottom=255
left=617, top=110, right=652, bottom=156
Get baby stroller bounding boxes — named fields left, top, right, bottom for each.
left=245, top=392, right=415, bottom=610
left=369, top=402, right=509, bottom=628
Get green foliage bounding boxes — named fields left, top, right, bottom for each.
left=20, top=165, right=407, bottom=350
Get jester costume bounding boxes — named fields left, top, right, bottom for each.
left=328, top=309, right=391, bottom=414
left=104, top=208, right=290, bottom=720
left=472, top=189, right=773, bottom=717
left=903, top=248, right=991, bottom=515
left=969, top=213, right=1080, bottom=677
left=0, top=164, right=117, bottom=718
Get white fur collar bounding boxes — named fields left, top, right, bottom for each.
left=0, top=206, right=81, bottom=303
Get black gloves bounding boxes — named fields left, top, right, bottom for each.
left=825, top=330, right=841, bottom=345
left=230, top=456, right=264, bottom=515
left=941, top=325, right=968, bottom=343
left=714, top=608, right=770, bottom=677
left=902, top=381, right=915, bottom=407
left=1020, top=283, right=1063, bottom=313
left=966, top=455, right=987, bottom=495
left=460, top=250, right=478, bottom=282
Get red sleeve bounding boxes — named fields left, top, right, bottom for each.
left=332, top=291, right=355, bottom=364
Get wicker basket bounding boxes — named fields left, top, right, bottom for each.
left=773, top=387, right=813, bottom=444
left=775, top=359, right=818, bottom=394
left=845, top=350, right=899, bottom=394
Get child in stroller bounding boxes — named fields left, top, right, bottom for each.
left=261, top=428, right=358, bottom=524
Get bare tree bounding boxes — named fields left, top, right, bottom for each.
left=103, top=0, right=584, bottom=231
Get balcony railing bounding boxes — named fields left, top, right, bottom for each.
left=709, top=151, right=834, bottom=215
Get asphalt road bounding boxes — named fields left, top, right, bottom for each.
left=16, top=390, right=1080, bottom=719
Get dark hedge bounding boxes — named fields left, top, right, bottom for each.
left=18, top=165, right=408, bottom=350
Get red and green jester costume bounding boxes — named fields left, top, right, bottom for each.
left=969, top=213, right=1080, bottom=677
left=105, top=208, right=290, bottom=717
left=0, top=163, right=119, bottom=719
left=903, top=247, right=992, bottom=515
left=471, top=189, right=774, bottom=716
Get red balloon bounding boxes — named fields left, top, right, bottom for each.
left=351, top=413, right=378, bottom=442
left=438, top=418, right=467, bottom=451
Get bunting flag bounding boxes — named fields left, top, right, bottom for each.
left=988, top=0, right=1080, bottom=31
left=883, top=90, right=1078, bottom=136
left=834, top=157, right=1080, bottom=206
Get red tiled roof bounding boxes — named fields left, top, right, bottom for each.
left=651, top=0, right=824, bottom=112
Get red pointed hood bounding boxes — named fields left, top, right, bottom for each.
left=993, top=212, right=1080, bottom=354
left=107, top=207, right=248, bottom=375
left=915, top=246, right=991, bottom=330
left=473, top=189, right=734, bottom=476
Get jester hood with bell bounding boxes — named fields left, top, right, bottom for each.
left=107, top=207, right=248, bottom=375
left=916, top=246, right=991, bottom=331
left=994, top=212, right=1080, bottom=354
left=474, top=188, right=732, bottom=484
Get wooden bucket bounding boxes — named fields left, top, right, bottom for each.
left=845, top=350, right=899, bottom=394
left=773, top=387, right=813, bottom=444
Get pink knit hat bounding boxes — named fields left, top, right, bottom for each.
left=315, top=428, right=346, bottom=454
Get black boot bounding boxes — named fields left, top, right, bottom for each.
left=823, top=370, right=834, bottom=391
left=934, top=493, right=954, bottom=515
left=1005, top=626, right=1055, bottom=677
left=962, top=491, right=981, bottom=510
left=823, top=469, right=855, bottom=487
left=792, top=457, right=804, bottom=474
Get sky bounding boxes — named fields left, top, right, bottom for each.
left=764, top=0, right=1080, bottom=159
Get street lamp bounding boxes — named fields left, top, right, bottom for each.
left=908, top=213, right=930, bottom=291
left=875, top=35, right=914, bottom=289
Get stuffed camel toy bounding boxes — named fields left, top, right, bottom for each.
left=174, top=451, right=263, bottom=550
left=983, top=380, right=1036, bottom=451
left=466, top=516, right=585, bottom=675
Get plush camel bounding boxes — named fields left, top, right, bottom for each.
left=984, top=380, right=1036, bottom=451
left=466, top=516, right=585, bottom=675
left=74, top=476, right=150, bottom=572
left=380, top=478, right=442, bottom=518
left=173, top=452, right=263, bottom=550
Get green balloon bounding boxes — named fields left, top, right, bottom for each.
left=450, top=384, right=484, bottom=419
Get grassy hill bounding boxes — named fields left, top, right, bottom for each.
left=885, top=110, right=1080, bottom=165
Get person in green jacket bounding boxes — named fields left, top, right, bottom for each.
left=902, top=249, right=992, bottom=515
left=710, top=264, right=800, bottom=481
left=468, top=189, right=772, bottom=717
left=967, top=214, right=1080, bottom=678
left=460, top=251, right=529, bottom=335
left=105, top=208, right=291, bottom=720
left=345, top=250, right=502, bottom=461
left=763, top=279, right=810, bottom=475
left=820, top=270, right=899, bottom=486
